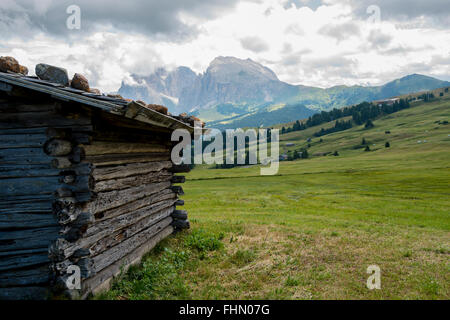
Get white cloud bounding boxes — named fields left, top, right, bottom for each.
left=0, top=0, right=449, bottom=92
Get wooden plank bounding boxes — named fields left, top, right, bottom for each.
left=0, top=212, right=57, bottom=230
left=0, top=133, right=46, bottom=149
left=93, top=188, right=175, bottom=221
left=90, top=206, right=174, bottom=256
left=0, top=265, right=50, bottom=287
left=82, top=181, right=171, bottom=214
left=0, top=175, right=91, bottom=197
left=91, top=127, right=172, bottom=144
left=0, top=111, right=91, bottom=129
left=0, top=247, right=48, bottom=258
left=0, top=102, right=56, bottom=113
left=0, top=286, right=49, bottom=300
left=0, top=198, right=53, bottom=213
left=0, top=226, right=60, bottom=252
left=93, top=170, right=172, bottom=193
left=83, top=141, right=169, bottom=156
left=93, top=161, right=172, bottom=181
left=52, top=198, right=176, bottom=260
left=0, top=162, right=92, bottom=179
left=81, top=225, right=173, bottom=298
left=0, top=147, right=53, bottom=165
left=0, top=252, right=50, bottom=272
left=85, top=152, right=170, bottom=167
left=92, top=217, right=173, bottom=273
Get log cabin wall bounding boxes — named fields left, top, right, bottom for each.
left=0, top=89, right=190, bottom=300
left=0, top=91, right=94, bottom=299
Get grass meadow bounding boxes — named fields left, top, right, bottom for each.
left=99, top=98, right=450, bottom=300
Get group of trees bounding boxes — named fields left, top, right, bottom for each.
left=286, top=149, right=309, bottom=161
left=313, top=119, right=353, bottom=137
left=280, top=99, right=411, bottom=136
left=352, top=99, right=410, bottom=125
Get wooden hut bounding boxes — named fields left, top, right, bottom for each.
left=0, top=70, right=195, bottom=299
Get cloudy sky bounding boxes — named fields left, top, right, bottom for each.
left=1, top=0, right=449, bottom=92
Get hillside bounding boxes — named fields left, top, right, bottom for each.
left=102, top=93, right=450, bottom=300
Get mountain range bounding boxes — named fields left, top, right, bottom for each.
left=118, top=56, right=450, bottom=129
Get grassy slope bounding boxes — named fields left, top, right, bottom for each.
left=99, top=98, right=450, bottom=300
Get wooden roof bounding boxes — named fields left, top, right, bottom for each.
left=0, top=72, right=195, bottom=134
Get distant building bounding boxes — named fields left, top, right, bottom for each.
left=374, top=98, right=400, bottom=107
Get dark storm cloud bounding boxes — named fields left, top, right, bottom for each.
left=0, top=0, right=243, bottom=41
left=240, top=36, right=270, bottom=53
left=349, top=0, right=450, bottom=27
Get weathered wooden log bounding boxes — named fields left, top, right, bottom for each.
left=0, top=252, right=50, bottom=272
left=171, top=186, right=184, bottom=196
left=171, top=175, right=185, bottom=184
left=0, top=226, right=60, bottom=252
left=92, top=217, right=173, bottom=273
left=91, top=128, right=172, bottom=145
left=169, top=164, right=192, bottom=173
left=46, top=127, right=71, bottom=140
left=0, top=147, right=53, bottom=165
left=0, top=111, right=91, bottom=129
left=171, top=210, right=188, bottom=220
left=85, top=152, right=170, bottom=167
left=81, top=225, right=173, bottom=298
left=0, top=176, right=88, bottom=198
left=172, top=219, right=190, bottom=230
left=0, top=125, right=92, bottom=136
left=92, top=188, right=175, bottom=221
left=89, top=206, right=174, bottom=257
left=71, top=133, right=91, bottom=145
left=0, top=212, right=58, bottom=230
left=92, top=161, right=172, bottom=181
left=83, top=141, right=170, bottom=156
left=0, top=133, right=46, bottom=149
left=69, top=146, right=85, bottom=164
left=0, top=198, right=53, bottom=214
left=82, top=181, right=171, bottom=214
left=0, top=286, right=49, bottom=300
left=0, top=162, right=91, bottom=179
left=59, top=212, right=94, bottom=242
left=71, top=248, right=91, bottom=260
left=44, top=139, right=72, bottom=156
left=48, top=198, right=176, bottom=261
left=51, top=157, right=72, bottom=169
left=0, top=103, right=55, bottom=113
left=86, top=199, right=175, bottom=239
left=0, top=265, right=50, bottom=287
left=0, top=247, right=48, bottom=258
left=93, top=170, right=172, bottom=193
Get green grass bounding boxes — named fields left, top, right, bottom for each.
left=100, top=98, right=450, bottom=300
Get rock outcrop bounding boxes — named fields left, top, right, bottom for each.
left=71, top=73, right=90, bottom=91
left=35, top=63, right=69, bottom=86
left=0, top=56, right=28, bottom=75
left=146, top=104, right=168, bottom=115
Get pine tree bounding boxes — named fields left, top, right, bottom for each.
left=385, top=142, right=390, bottom=148
left=364, top=145, right=371, bottom=152
left=365, top=120, right=374, bottom=129
left=362, top=138, right=366, bottom=145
